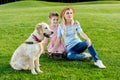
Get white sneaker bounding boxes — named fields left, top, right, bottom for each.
left=82, top=52, right=92, bottom=58
left=94, top=60, right=106, bottom=69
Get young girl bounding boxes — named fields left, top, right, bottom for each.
left=51, top=6, right=106, bottom=68
left=43, top=12, right=66, bottom=59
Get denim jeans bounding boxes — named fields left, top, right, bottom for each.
left=67, top=41, right=99, bottom=62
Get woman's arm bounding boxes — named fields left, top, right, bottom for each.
left=79, top=31, right=92, bottom=47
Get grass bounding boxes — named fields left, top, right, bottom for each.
left=0, top=1, right=120, bottom=80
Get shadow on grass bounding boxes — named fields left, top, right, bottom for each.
left=0, top=54, right=31, bottom=75
left=0, top=53, right=99, bottom=76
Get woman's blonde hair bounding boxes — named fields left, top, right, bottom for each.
left=60, top=6, right=76, bottom=38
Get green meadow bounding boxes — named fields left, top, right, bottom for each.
left=0, top=1, right=120, bottom=80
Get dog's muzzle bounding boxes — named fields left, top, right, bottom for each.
left=43, top=32, right=53, bottom=38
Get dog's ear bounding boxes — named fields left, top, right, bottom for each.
left=36, top=23, right=42, bottom=31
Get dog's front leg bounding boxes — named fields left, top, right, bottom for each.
left=35, top=57, right=43, bottom=73
left=30, top=57, right=37, bottom=75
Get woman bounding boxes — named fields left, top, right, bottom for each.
left=51, top=6, right=106, bottom=68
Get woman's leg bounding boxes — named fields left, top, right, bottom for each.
left=67, top=49, right=84, bottom=60
left=71, top=41, right=99, bottom=62
left=67, top=41, right=99, bottom=61
left=68, top=41, right=106, bottom=68
left=88, top=45, right=106, bottom=68
left=74, top=41, right=88, bottom=53
left=88, top=45, right=99, bottom=62
left=76, top=41, right=99, bottom=62
left=67, top=41, right=87, bottom=60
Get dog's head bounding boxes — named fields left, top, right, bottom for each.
left=36, top=22, right=53, bottom=38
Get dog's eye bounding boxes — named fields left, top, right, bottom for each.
left=45, top=27, right=47, bottom=29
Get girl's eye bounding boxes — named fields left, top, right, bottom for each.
left=66, top=11, right=73, bottom=15
left=53, top=19, right=58, bottom=21
left=66, top=12, right=69, bottom=14
left=70, top=12, right=72, bottom=14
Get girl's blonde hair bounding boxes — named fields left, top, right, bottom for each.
left=60, top=6, right=76, bottom=38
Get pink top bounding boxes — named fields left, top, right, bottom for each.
left=43, top=25, right=66, bottom=53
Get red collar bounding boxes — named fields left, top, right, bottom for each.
left=32, top=34, right=41, bottom=42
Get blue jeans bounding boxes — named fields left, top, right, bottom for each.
left=67, top=41, right=99, bottom=62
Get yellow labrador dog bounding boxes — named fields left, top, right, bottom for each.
left=10, top=22, right=53, bottom=74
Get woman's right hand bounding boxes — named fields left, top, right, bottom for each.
left=86, top=38, right=92, bottom=47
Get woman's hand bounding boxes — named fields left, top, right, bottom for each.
left=86, top=38, right=92, bottom=47
left=80, top=32, right=92, bottom=47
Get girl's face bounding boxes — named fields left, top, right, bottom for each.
left=64, top=9, right=73, bottom=21
left=49, top=16, right=58, bottom=26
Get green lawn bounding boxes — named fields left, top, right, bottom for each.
left=0, top=1, right=120, bottom=80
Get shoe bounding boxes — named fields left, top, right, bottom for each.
left=94, top=60, right=106, bottom=69
left=82, top=52, right=92, bottom=58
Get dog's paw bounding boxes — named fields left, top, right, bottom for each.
left=40, top=70, right=43, bottom=73
left=36, top=68, right=43, bottom=73
left=39, top=70, right=43, bottom=73
left=32, top=72, right=37, bottom=75
left=31, top=70, right=37, bottom=75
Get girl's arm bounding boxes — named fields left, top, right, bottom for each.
left=79, top=31, right=92, bottom=47
left=50, top=37, right=61, bottom=53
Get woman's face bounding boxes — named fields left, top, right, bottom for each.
left=64, top=9, right=73, bottom=21
left=50, top=16, right=58, bottom=26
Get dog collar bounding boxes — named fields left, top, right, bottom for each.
left=32, top=34, right=41, bottom=43
left=25, top=42, right=34, bottom=44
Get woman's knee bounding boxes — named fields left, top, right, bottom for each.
left=83, top=41, right=88, bottom=47
left=79, top=41, right=88, bottom=52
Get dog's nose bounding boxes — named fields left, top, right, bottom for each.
left=51, top=32, right=54, bottom=34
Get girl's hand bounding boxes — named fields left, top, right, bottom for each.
left=50, top=48, right=55, bottom=53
